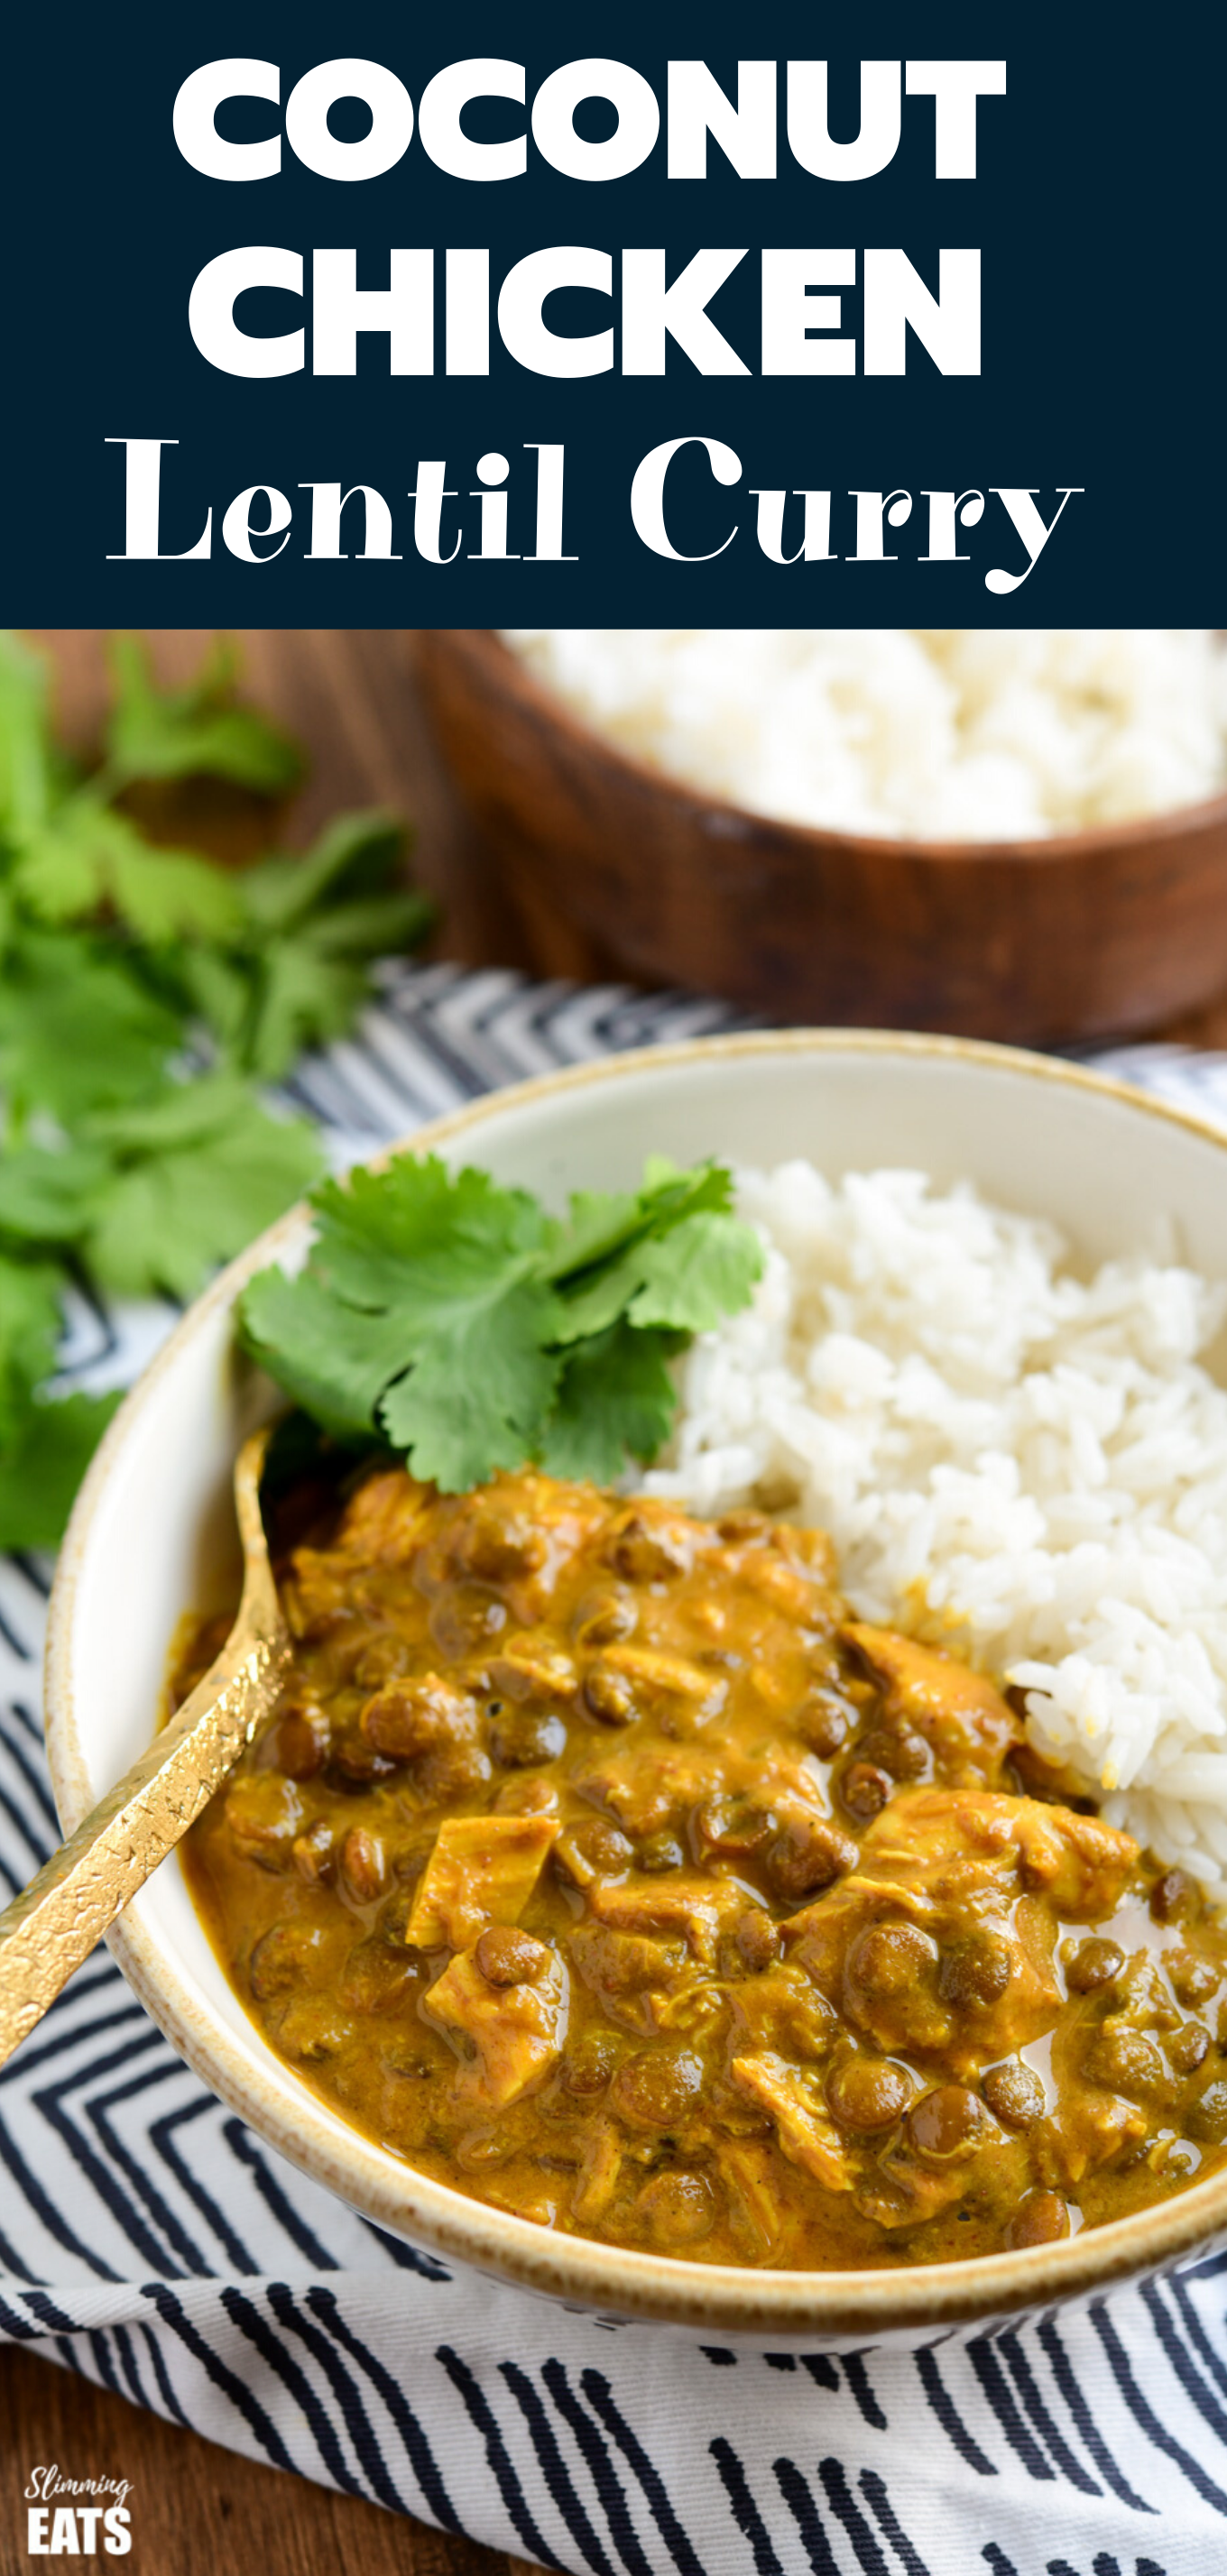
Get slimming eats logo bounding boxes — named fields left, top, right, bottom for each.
left=23, top=2470, right=133, bottom=2557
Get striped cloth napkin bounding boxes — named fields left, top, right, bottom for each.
left=3, top=962, right=1226, bottom=2576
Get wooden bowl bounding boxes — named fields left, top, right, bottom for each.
left=415, top=628, right=1227, bottom=1044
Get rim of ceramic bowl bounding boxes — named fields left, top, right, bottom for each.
left=431, top=629, right=1227, bottom=867
left=42, top=1029, right=1227, bottom=2334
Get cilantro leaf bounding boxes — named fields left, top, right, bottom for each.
left=0, top=1143, right=110, bottom=1245
left=153, top=945, right=254, bottom=1056
left=237, top=1149, right=762, bottom=1494
left=0, top=630, right=55, bottom=840
left=0, top=933, right=183, bottom=1121
left=0, top=1253, right=64, bottom=1447
left=307, top=1155, right=552, bottom=1310
left=230, top=813, right=434, bottom=1079
left=106, top=834, right=246, bottom=947
left=78, top=1074, right=324, bottom=1302
left=540, top=1320, right=682, bottom=1484
left=627, top=1210, right=766, bottom=1333
left=0, top=1249, right=119, bottom=1553
left=0, top=630, right=430, bottom=1555
left=296, top=893, right=435, bottom=961
left=9, top=814, right=97, bottom=922
left=239, top=1159, right=564, bottom=1485
left=241, top=1154, right=563, bottom=1488
left=239, top=811, right=410, bottom=933
left=150, top=811, right=434, bottom=1081
left=377, top=1291, right=561, bottom=1490
left=543, top=1156, right=734, bottom=1286
left=236, top=1265, right=418, bottom=1440
left=14, top=798, right=245, bottom=945
left=228, top=944, right=374, bottom=1084
left=548, top=1158, right=752, bottom=1342
left=0, top=1387, right=123, bottom=1552
left=105, top=635, right=303, bottom=795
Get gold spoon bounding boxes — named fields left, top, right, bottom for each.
left=0, top=1426, right=291, bottom=2069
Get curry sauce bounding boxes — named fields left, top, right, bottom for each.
left=175, top=1468, right=1227, bottom=2268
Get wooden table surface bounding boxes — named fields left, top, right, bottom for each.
left=7, top=626, right=1227, bottom=2571
left=0, top=2342, right=537, bottom=2576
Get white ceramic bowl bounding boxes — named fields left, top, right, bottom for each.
left=43, top=1032, right=1227, bottom=2345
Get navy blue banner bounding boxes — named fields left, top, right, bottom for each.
left=5, top=2, right=1220, bottom=620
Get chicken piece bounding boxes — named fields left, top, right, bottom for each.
left=798, top=1783, right=1135, bottom=1943
left=285, top=1473, right=435, bottom=1634
left=1101, top=1950, right=1182, bottom=2038
left=572, top=2126, right=624, bottom=2224
left=1045, top=2088, right=1150, bottom=2187
left=784, top=1787, right=1137, bottom=2078
left=721, top=2139, right=792, bottom=2259
left=567, top=1922, right=694, bottom=2036
left=575, top=1736, right=825, bottom=1845
left=337, top=1467, right=436, bottom=1564
left=729, top=2053, right=854, bottom=2192
left=1008, top=1801, right=1139, bottom=1918
left=588, top=1871, right=753, bottom=1966
left=447, top=1500, right=548, bottom=1587
left=841, top=1624, right=1019, bottom=1785
left=695, top=1762, right=826, bottom=1863
left=573, top=1743, right=720, bottom=1838
left=438, top=1472, right=611, bottom=1615
left=773, top=1520, right=840, bottom=1581
left=406, top=1812, right=559, bottom=1949
left=856, top=2147, right=988, bottom=2232
left=486, top=1638, right=577, bottom=1704
left=604, top=1503, right=701, bottom=1584
left=281, top=1552, right=356, bottom=1642
left=729, top=1963, right=838, bottom=2063
left=736, top=1548, right=840, bottom=1629
left=585, top=1641, right=727, bottom=1734
left=423, top=1941, right=567, bottom=2109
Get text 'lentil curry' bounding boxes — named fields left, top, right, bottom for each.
left=174, top=1467, right=1227, bottom=2269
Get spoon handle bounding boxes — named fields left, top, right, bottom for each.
left=0, top=1430, right=290, bottom=2068
left=0, top=1632, right=288, bottom=2066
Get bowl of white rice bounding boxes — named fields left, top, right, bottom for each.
left=415, top=629, right=1227, bottom=1045
left=46, top=1028, right=1227, bottom=2336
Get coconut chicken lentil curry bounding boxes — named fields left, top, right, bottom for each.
left=176, top=1468, right=1227, bottom=2268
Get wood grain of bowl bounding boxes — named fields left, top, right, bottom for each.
left=414, top=628, right=1227, bottom=1045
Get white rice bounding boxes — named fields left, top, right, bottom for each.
left=643, top=1163, right=1227, bottom=1883
left=503, top=630, right=1227, bottom=842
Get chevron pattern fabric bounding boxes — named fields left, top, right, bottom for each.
left=5, top=963, right=1227, bottom=2576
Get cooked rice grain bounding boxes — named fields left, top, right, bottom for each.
left=644, top=1164, right=1227, bottom=1881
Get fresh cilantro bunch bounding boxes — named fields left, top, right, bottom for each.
left=1, top=633, right=433, bottom=1082
left=0, top=1252, right=118, bottom=1550
left=0, top=630, right=432, bottom=1549
left=239, top=1151, right=764, bottom=1492
left=154, top=810, right=432, bottom=1081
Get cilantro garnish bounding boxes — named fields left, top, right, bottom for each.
left=239, top=1152, right=763, bottom=1493
left=0, top=630, right=433, bottom=1548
